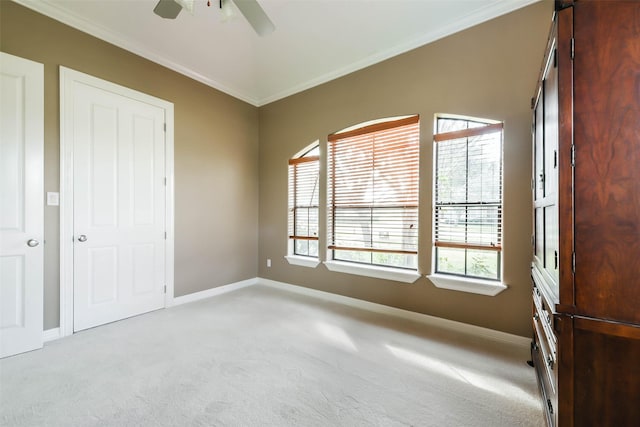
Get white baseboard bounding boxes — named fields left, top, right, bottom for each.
left=171, top=278, right=258, bottom=306
left=40, top=279, right=257, bottom=343
left=256, top=277, right=531, bottom=351
left=43, top=327, right=61, bottom=343
left=44, top=276, right=531, bottom=353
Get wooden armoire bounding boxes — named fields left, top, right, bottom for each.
left=531, top=1, right=640, bottom=426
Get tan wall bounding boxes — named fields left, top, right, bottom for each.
left=1, top=1, right=553, bottom=337
left=258, top=1, right=553, bottom=337
left=0, top=1, right=260, bottom=330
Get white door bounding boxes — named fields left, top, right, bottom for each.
left=0, top=53, right=44, bottom=358
left=69, top=76, right=166, bottom=332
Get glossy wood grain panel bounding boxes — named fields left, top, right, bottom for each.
left=555, top=6, right=574, bottom=310
left=572, top=317, right=640, bottom=426
left=572, top=1, right=640, bottom=323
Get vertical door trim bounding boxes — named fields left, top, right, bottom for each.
left=59, top=67, right=175, bottom=337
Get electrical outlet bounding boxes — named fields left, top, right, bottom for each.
left=267, top=258, right=271, bottom=268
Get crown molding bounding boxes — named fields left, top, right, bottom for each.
left=11, top=0, right=260, bottom=106
left=257, top=0, right=541, bottom=106
left=11, top=0, right=540, bottom=107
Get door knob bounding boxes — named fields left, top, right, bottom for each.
left=27, top=239, right=39, bottom=247
left=77, top=235, right=87, bottom=242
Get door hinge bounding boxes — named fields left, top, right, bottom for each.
left=570, top=38, right=575, bottom=60
left=531, top=97, right=535, bottom=110
left=571, top=144, right=576, bottom=166
left=572, top=252, right=576, bottom=274
left=164, top=285, right=166, bottom=293
left=164, top=231, right=167, bottom=239
left=163, top=123, right=166, bottom=132
left=164, top=177, right=167, bottom=186
left=554, top=150, right=558, bottom=168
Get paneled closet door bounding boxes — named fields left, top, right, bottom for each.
left=0, top=52, right=44, bottom=358
left=69, top=74, right=167, bottom=332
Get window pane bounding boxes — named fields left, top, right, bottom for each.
left=296, top=162, right=319, bottom=206
left=437, top=118, right=488, bottom=134
left=293, top=238, right=319, bottom=258
left=371, top=207, right=418, bottom=253
left=308, top=239, right=318, bottom=257
left=294, top=207, right=318, bottom=240
left=436, top=247, right=466, bottom=275
left=304, top=146, right=319, bottom=157
left=437, top=118, right=467, bottom=133
left=466, top=205, right=500, bottom=247
left=295, top=239, right=309, bottom=256
left=466, top=250, right=499, bottom=280
left=334, top=249, right=371, bottom=264
left=333, top=207, right=371, bottom=249
left=294, top=207, right=309, bottom=237
left=372, top=252, right=417, bottom=269
left=468, top=133, right=501, bottom=203
left=435, top=206, right=467, bottom=242
left=435, top=138, right=467, bottom=203
left=434, top=116, right=503, bottom=280
left=309, top=208, right=318, bottom=239
left=334, top=250, right=416, bottom=269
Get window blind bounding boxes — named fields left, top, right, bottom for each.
left=328, top=116, right=420, bottom=268
left=288, top=154, right=319, bottom=257
left=434, top=118, right=503, bottom=279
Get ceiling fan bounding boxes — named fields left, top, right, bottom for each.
left=153, top=0, right=275, bottom=36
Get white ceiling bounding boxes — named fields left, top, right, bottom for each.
left=14, top=0, right=539, bottom=106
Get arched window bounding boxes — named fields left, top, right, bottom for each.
left=327, top=116, right=420, bottom=269
left=433, top=115, right=503, bottom=280
left=288, top=144, right=319, bottom=258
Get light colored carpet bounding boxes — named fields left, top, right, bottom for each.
left=0, top=285, right=544, bottom=426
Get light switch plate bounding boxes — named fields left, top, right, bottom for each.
left=47, top=192, right=59, bottom=206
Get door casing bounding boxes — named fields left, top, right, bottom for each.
left=59, top=67, right=175, bottom=337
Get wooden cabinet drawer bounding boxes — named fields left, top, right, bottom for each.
left=532, top=279, right=558, bottom=427
left=532, top=333, right=556, bottom=427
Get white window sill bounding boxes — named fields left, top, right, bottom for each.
left=285, top=255, right=320, bottom=268
left=324, top=260, right=420, bottom=283
left=426, top=274, right=507, bottom=296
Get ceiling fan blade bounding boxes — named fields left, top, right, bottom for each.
left=175, top=0, right=195, bottom=14
left=153, top=0, right=182, bottom=19
left=232, top=0, right=275, bottom=36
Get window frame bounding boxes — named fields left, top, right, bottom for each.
left=325, top=115, right=421, bottom=277
left=428, top=115, right=507, bottom=295
left=286, top=144, right=320, bottom=268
